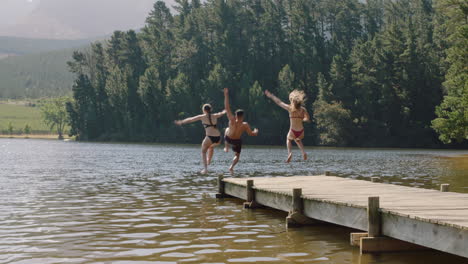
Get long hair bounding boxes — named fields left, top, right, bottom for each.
left=203, top=104, right=213, bottom=125
left=289, top=90, right=306, bottom=112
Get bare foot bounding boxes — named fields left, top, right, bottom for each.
left=303, top=153, right=308, bottom=161
left=229, top=166, right=234, bottom=172
left=286, top=153, right=292, bottom=163
left=224, top=146, right=229, bottom=153
left=201, top=169, right=208, bottom=174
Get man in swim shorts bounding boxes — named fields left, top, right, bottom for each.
left=223, top=88, right=259, bottom=172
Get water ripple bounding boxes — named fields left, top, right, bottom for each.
left=0, top=139, right=466, bottom=264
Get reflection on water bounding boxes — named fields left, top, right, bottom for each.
left=0, top=139, right=467, bottom=264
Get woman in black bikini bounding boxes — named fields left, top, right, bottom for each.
left=175, top=104, right=226, bottom=173
left=265, top=90, right=310, bottom=162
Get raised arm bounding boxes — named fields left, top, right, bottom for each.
left=213, top=109, right=227, bottom=119
left=265, top=90, right=290, bottom=111
left=303, top=107, right=311, bottom=122
left=224, top=88, right=235, bottom=120
left=174, top=114, right=203, bottom=126
left=244, top=123, right=259, bottom=136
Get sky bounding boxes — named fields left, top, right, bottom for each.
left=0, top=0, right=176, bottom=39
left=0, top=0, right=40, bottom=26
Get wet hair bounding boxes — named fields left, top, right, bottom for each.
left=235, top=109, right=244, bottom=118
left=289, top=90, right=306, bottom=112
left=203, top=104, right=213, bottom=126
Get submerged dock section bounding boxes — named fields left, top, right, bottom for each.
left=216, top=175, right=468, bottom=258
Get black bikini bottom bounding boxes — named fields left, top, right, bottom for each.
left=208, top=136, right=221, bottom=144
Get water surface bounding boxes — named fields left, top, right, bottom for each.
left=1, top=139, right=467, bottom=264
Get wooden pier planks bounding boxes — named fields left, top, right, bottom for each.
left=222, top=175, right=468, bottom=258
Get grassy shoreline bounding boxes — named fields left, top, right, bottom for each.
left=0, top=102, right=49, bottom=133
left=0, top=134, right=71, bottom=140
left=0, top=101, right=70, bottom=135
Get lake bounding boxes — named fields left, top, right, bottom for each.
left=1, top=138, right=467, bottom=264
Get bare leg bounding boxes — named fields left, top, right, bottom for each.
left=229, top=153, right=240, bottom=172
left=286, top=138, right=293, bottom=163
left=201, top=137, right=211, bottom=174
left=295, top=139, right=307, bottom=161
left=201, top=151, right=208, bottom=174
left=207, top=143, right=218, bottom=165
left=224, top=128, right=230, bottom=152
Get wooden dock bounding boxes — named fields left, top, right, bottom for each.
left=216, top=175, right=468, bottom=258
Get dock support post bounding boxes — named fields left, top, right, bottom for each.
left=351, top=233, right=369, bottom=246
left=216, top=175, right=227, bottom=198
left=367, top=196, right=381, bottom=237
left=358, top=196, right=383, bottom=254
left=440, top=184, right=450, bottom=192
left=354, top=196, right=430, bottom=253
left=325, top=171, right=331, bottom=176
left=292, top=188, right=303, bottom=213
left=286, top=188, right=319, bottom=228
left=359, top=235, right=430, bottom=253
left=356, top=196, right=381, bottom=253
left=371, top=177, right=380, bottom=183
left=243, top=180, right=259, bottom=209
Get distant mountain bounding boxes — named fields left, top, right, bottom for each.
left=0, top=36, right=101, bottom=58
left=0, top=47, right=77, bottom=98
left=0, top=0, right=175, bottom=40
left=0, top=0, right=178, bottom=99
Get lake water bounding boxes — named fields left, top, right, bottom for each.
left=1, top=138, right=467, bottom=264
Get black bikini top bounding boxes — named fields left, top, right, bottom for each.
left=202, top=113, right=217, bottom=128
left=203, top=123, right=217, bottom=128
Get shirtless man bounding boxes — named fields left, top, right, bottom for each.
left=223, top=88, right=259, bottom=172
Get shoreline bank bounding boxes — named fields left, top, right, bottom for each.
left=0, top=134, right=71, bottom=140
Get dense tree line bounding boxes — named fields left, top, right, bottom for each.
left=66, top=0, right=467, bottom=147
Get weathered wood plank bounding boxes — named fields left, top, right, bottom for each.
left=382, top=213, right=468, bottom=258
left=255, top=189, right=292, bottom=212
left=303, top=198, right=367, bottom=230
left=224, top=182, right=246, bottom=200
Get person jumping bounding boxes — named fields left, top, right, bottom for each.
left=265, top=89, right=310, bottom=163
left=223, top=88, right=259, bottom=172
left=175, top=104, right=226, bottom=174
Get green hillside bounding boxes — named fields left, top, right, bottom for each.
left=0, top=36, right=99, bottom=56
left=0, top=47, right=78, bottom=98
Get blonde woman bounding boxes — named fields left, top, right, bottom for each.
left=175, top=104, right=226, bottom=174
left=265, top=90, right=310, bottom=162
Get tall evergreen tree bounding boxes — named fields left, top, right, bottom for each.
left=432, top=0, right=468, bottom=143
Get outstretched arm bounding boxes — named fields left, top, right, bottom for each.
left=244, top=123, right=259, bottom=136
left=265, top=90, right=290, bottom=111
left=213, top=109, right=227, bottom=118
left=174, top=114, right=203, bottom=126
left=224, top=88, right=235, bottom=121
